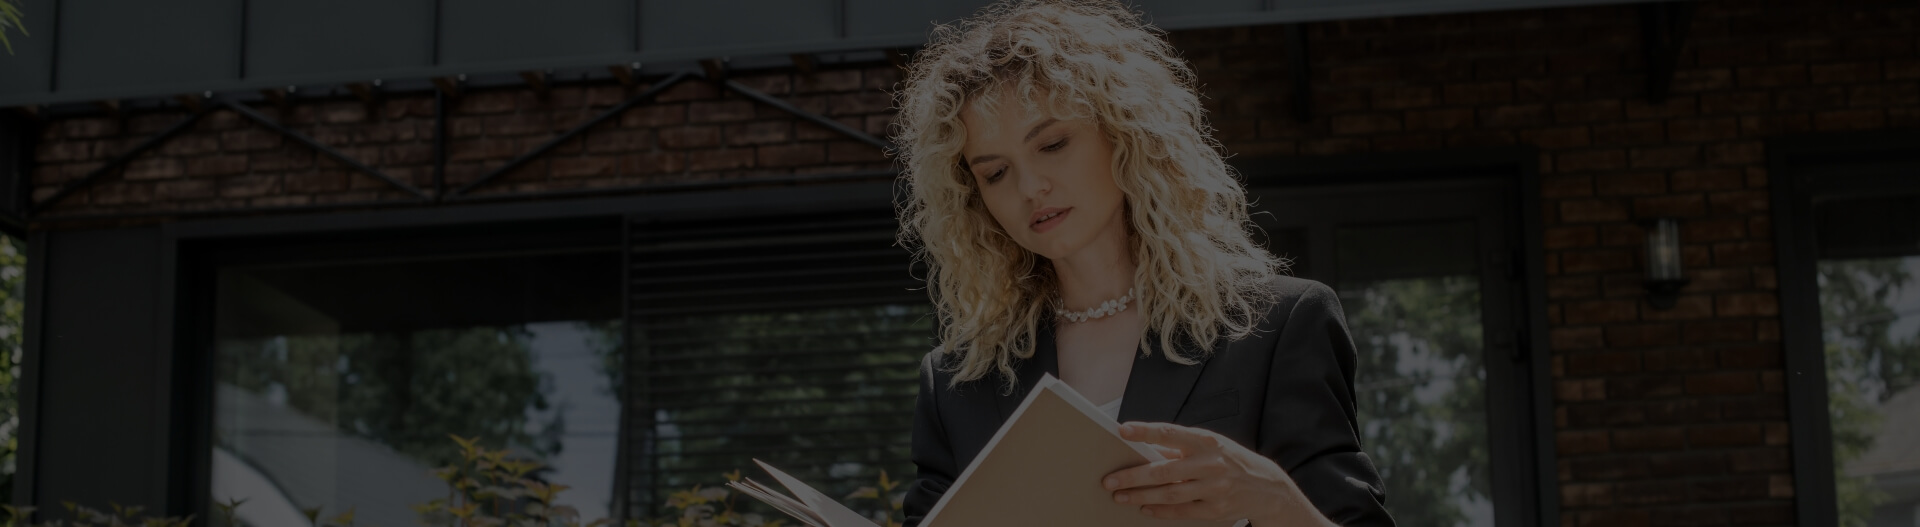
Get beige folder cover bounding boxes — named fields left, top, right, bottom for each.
left=915, top=373, right=1229, bottom=527
left=736, top=374, right=1237, bottom=527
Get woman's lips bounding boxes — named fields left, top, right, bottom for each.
left=1031, top=207, right=1070, bottom=233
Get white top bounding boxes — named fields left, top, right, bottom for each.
left=1095, top=396, right=1123, bottom=421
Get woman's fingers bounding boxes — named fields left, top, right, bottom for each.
left=1112, top=477, right=1229, bottom=506
left=1117, top=422, right=1222, bottom=454
left=1103, top=454, right=1227, bottom=491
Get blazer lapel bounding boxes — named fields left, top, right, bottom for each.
left=994, top=319, right=1061, bottom=423
left=1115, top=333, right=1215, bottom=424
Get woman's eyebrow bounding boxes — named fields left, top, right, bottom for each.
left=1024, top=118, right=1061, bottom=142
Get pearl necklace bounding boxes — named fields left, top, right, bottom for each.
left=1055, top=288, right=1136, bottom=324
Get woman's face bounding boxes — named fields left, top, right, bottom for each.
left=959, top=93, right=1128, bottom=263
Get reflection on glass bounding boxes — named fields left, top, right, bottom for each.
left=1340, top=276, right=1492, bottom=527
left=1817, top=257, right=1920, bottom=527
left=635, top=304, right=931, bottom=516
left=213, top=322, right=622, bottom=526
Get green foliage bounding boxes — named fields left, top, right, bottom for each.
left=219, top=326, right=559, bottom=470
left=1, top=500, right=192, bottom=527
left=1339, top=276, right=1489, bottom=527
left=0, top=0, right=24, bottom=55
left=1816, top=258, right=1920, bottom=527
left=0, top=235, right=24, bottom=500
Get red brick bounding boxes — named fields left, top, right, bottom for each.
left=1443, top=130, right=1516, bottom=147
left=1615, top=480, right=1692, bottom=506
left=158, top=135, right=219, bottom=157
left=1567, top=456, right=1650, bottom=480
left=1739, top=113, right=1812, bottom=136
left=1516, top=126, right=1588, bottom=148
left=1606, top=324, right=1680, bottom=348
left=1633, top=194, right=1707, bottom=218
left=689, top=100, right=755, bottom=123
left=687, top=149, right=753, bottom=172
left=1814, top=109, right=1887, bottom=131
left=1330, top=113, right=1403, bottom=134
left=1558, top=430, right=1611, bottom=454
left=1371, top=86, right=1436, bottom=109
left=1546, top=226, right=1599, bottom=249
left=828, top=92, right=893, bottom=116
left=724, top=121, right=793, bottom=146
left=1405, top=108, right=1475, bottom=130
left=1810, top=61, right=1882, bottom=84
left=1543, top=175, right=1594, bottom=197
left=797, top=70, right=862, bottom=93
left=1558, top=198, right=1633, bottom=224
left=187, top=155, right=249, bottom=176
left=1718, top=345, right=1781, bottom=369
left=89, top=182, right=156, bottom=205
left=621, top=104, right=687, bottom=128
left=1776, top=86, right=1849, bottom=110
left=756, top=143, right=825, bottom=167
left=1596, top=172, right=1667, bottom=196
left=1848, top=82, right=1920, bottom=106
left=1643, top=347, right=1718, bottom=372
left=1683, top=320, right=1753, bottom=344
left=1567, top=351, right=1642, bottom=375
left=1673, top=69, right=1734, bottom=92
left=656, top=81, right=721, bottom=102
left=1371, top=133, right=1443, bottom=151
left=1644, top=399, right=1721, bottom=424
left=1591, top=122, right=1665, bottom=145
left=1623, top=96, right=1697, bottom=120
left=659, top=126, right=721, bottom=149
left=621, top=152, right=686, bottom=175
left=1669, top=168, right=1744, bottom=192
left=1736, top=64, right=1808, bottom=87
left=1697, top=43, right=1769, bottom=66
left=124, top=158, right=184, bottom=180
left=1700, top=92, right=1772, bottom=114
left=156, top=178, right=215, bottom=200
left=1565, top=299, right=1639, bottom=324
left=1443, top=81, right=1513, bottom=105
left=1643, top=295, right=1713, bottom=320
left=1517, top=77, right=1586, bottom=101
left=1710, top=241, right=1772, bottom=266
left=1556, top=149, right=1629, bottom=174
left=1479, top=103, right=1550, bottom=127
left=1667, top=118, right=1741, bottom=142
left=1550, top=275, right=1599, bottom=300
left=1686, top=371, right=1758, bottom=396
left=1630, top=146, right=1701, bottom=168
left=1562, top=249, right=1635, bottom=274
left=1714, top=292, right=1780, bottom=317
left=1561, top=482, right=1616, bottom=507
left=1553, top=100, right=1623, bottom=123
left=219, top=174, right=280, bottom=198
left=54, top=117, right=121, bottom=139
left=1614, top=427, right=1687, bottom=451
left=1553, top=326, right=1605, bottom=349
left=1705, top=142, right=1764, bottom=165
left=551, top=157, right=615, bottom=179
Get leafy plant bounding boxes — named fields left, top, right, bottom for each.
left=0, top=0, right=24, bottom=55
left=1, top=501, right=192, bottom=527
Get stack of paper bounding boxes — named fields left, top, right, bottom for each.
left=730, top=374, right=1235, bottom=527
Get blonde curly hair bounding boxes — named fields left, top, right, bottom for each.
left=893, top=0, right=1283, bottom=388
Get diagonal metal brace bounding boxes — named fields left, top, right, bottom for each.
left=30, top=108, right=214, bottom=213
left=219, top=100, right=431, bottom=201
left=719, top=77, right=891, bottom=151
left=452, top=71, right=694, bottom=197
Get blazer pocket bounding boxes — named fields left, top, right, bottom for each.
left=1179, top=389, right=1240, bottom=425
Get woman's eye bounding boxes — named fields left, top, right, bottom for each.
left=1041, top=139, right=1068, bottom=152
left=985, top=167, right=1006, bottom=183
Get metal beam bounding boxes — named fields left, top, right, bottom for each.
left=30, top=109, right=213, bottom=213
left=218, top=100, right=432, bottom=201
left=449, top=71, right=695, bottom=197
left=1286, top=23, right=1310, bottom=123
left=719, top=77, right=890, bottom=151
left=1640, top=2, right=1695, bottom=104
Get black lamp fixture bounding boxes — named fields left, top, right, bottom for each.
left=1644, top=218, right=1689, bottom=310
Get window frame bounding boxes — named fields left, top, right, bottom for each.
left=1767, top=128, right=1920, bottom=527
left=163, top=182, right=898, bottom=526
left=1233, top=146, right=1555, bottom=527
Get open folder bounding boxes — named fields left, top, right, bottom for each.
left=727, top=373, right=1234, bottom=527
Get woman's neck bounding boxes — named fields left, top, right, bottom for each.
left=1049, top=221, right=1135, bottom=311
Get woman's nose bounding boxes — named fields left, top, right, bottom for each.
left=1016, top=168, right=1051, bottom=199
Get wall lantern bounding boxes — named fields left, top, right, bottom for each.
left=1644, top=218, right=1689, bottom=310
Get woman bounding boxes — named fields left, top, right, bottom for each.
left=891, top=1, right=1394, bottom=526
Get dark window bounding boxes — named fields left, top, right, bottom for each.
left=1773, top=130, right=1920, bottom=527
left=202, top=220, right=625, bottom=526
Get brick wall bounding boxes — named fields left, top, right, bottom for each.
left=27, top=67, right=899, bottom=220
left=1168, top=1, right=1914, bottom=525
left=19, top=0, right=1920, bottom=525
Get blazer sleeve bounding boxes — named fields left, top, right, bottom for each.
left=1262, top=281, right=1396, bottom=526
left=902, top=354, right=956, bottom=527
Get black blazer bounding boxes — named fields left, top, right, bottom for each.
left=903, top=276, right=1395, bottom=526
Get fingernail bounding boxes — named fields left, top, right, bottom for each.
left=1104, top=477, right=1118, bottom=489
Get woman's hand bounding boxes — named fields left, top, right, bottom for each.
left=1104, top=422, right=1335, bottom=526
